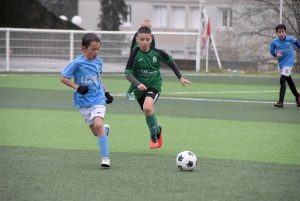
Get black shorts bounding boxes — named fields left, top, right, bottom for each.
left=137, top=88, right=160, bottom=110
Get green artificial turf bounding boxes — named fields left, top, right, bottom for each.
left=0, top=74, right=299, bottom=201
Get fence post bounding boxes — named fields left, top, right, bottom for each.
left=196, top=0, right=204, bottom=72
left=70, top=32, right=74, bottom=62
left=5, top=30, right=10, bottom=72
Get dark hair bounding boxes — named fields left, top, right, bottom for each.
left=82, top=33, right=101, bottom=48
left=275, top=24, right=286, bottom=32
left=137, top=27, right=151, bottom=35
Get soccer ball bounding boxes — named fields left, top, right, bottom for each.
left=176, top=151, right=197, bottom=171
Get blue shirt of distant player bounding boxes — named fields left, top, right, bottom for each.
left=61, top=54, right=106, bottom=107
left=269, top=36, right=299, bottom=69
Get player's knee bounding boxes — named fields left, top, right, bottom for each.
left=143, top=106, right=153, bottom=115
left=94, top=123, right=103, bottom=130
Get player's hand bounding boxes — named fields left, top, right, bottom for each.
left=137, top=84, right=147, bottom=91
left=276, top=53, right=282, bottom=58
left=179, top=77, right=192, bottom=86
left=105, top=92, right=114, bottom=104
left=77, top=86, right=89, bottom=95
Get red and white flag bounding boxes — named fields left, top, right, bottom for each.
left=206, top=18, right=211, bottom=38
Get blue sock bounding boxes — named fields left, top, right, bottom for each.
left=98, top=136, right=109, bottom=157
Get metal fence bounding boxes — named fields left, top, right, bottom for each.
left=0, top=28, right=198, bottom=73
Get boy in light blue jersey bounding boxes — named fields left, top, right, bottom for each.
left=61, top=33, right=114, bottom=167
left=270, top=24, right=300, bottom=108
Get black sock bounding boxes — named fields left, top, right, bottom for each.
left=279, top=75, right=287, bottom=102
left=286, top=75, right=299, bottom=98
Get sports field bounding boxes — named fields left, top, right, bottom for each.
left=1, top=73, right=300, bottom=201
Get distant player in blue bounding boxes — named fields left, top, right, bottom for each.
left=270, top=24, right=300, bottom=108
left=61, top=33, right=114, bottom=167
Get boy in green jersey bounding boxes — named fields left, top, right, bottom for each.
left=126, top=19, right=156, bottom=100
left=124, top=27, right=192, bottom=149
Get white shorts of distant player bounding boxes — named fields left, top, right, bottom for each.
left=79, top=105, right=106, bottom=126
left=280, top=66, right=293, bottom=77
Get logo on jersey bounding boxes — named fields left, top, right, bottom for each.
left=96, top=65, right=101, bottom=69
left=138, top=59, right=143, bottom=62
left=139, top=69, right=158, bottom=76
left=81, top=75, right=99, bottom=83
left=153, top=56, right=157, bottom=63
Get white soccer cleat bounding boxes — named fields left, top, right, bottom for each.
left=126, top=93, right=135, bottom=100
left=101, top=157, right=110, bottom=168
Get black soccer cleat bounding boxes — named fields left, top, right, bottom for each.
left=274, top=102, right=283, bottom=108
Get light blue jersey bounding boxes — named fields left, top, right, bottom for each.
left=61, top=54, right=106, bottom=107
left=269, top=36, right=298, bottom=69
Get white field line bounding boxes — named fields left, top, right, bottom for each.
left=112, top=91, right=296, bottom=105
left=165, top=91, right=277, bottom=94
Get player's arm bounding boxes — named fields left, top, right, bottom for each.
left=61, top=62, right=89, bottom=95
left=269, top=42, right=277, bottom=57
left=124, top=50, right=147, bottom=90
left=168, top=60, right=192, bottom=86
left=100, top=77, right=113, bottom=104
left=61, top=76, right=78, bottom=90
left=61, top=76, right=89, bottom=95
left=154, top=48, right=192, bottom=86
left=294, top=40, right=300, bottom=49
left=100, top=77, right=107, bottom=92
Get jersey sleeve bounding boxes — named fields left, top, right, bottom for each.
left=294, top=39, right=300, bottom=49
left=125, top=49, right=138, bottom=74
left=61, top=60, right=78, bottom=79
left=269, top=40, right=276, bottom=57
left=152, top=48, right=172, bottom=64
left=152, top=48, right=182, bottom=79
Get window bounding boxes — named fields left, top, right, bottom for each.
left=190, top=7, right=200, bottom=30
left=153, top=6, right=167, bottom=28
left=172, top=7, right=185, bottom=29
left=220, top=8, right=232, bottom=28
left=120, top=5, right=131, bottom=26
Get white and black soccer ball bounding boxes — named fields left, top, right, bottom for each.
left=176, top=151, right=197, bottom=171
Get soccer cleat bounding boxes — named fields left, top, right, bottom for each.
left=101, top=157, right=110, bottom=167
left=274, top=102, right=283, bottom=108
left=157, top=126, right=163, bottom=148
left=126, top=93, right=135, bottom=100
left=150, top=135, right=159, bottom=149
left=104, top=124, right=110, bottom=136
left=297, top=95, right=300, bottom=107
